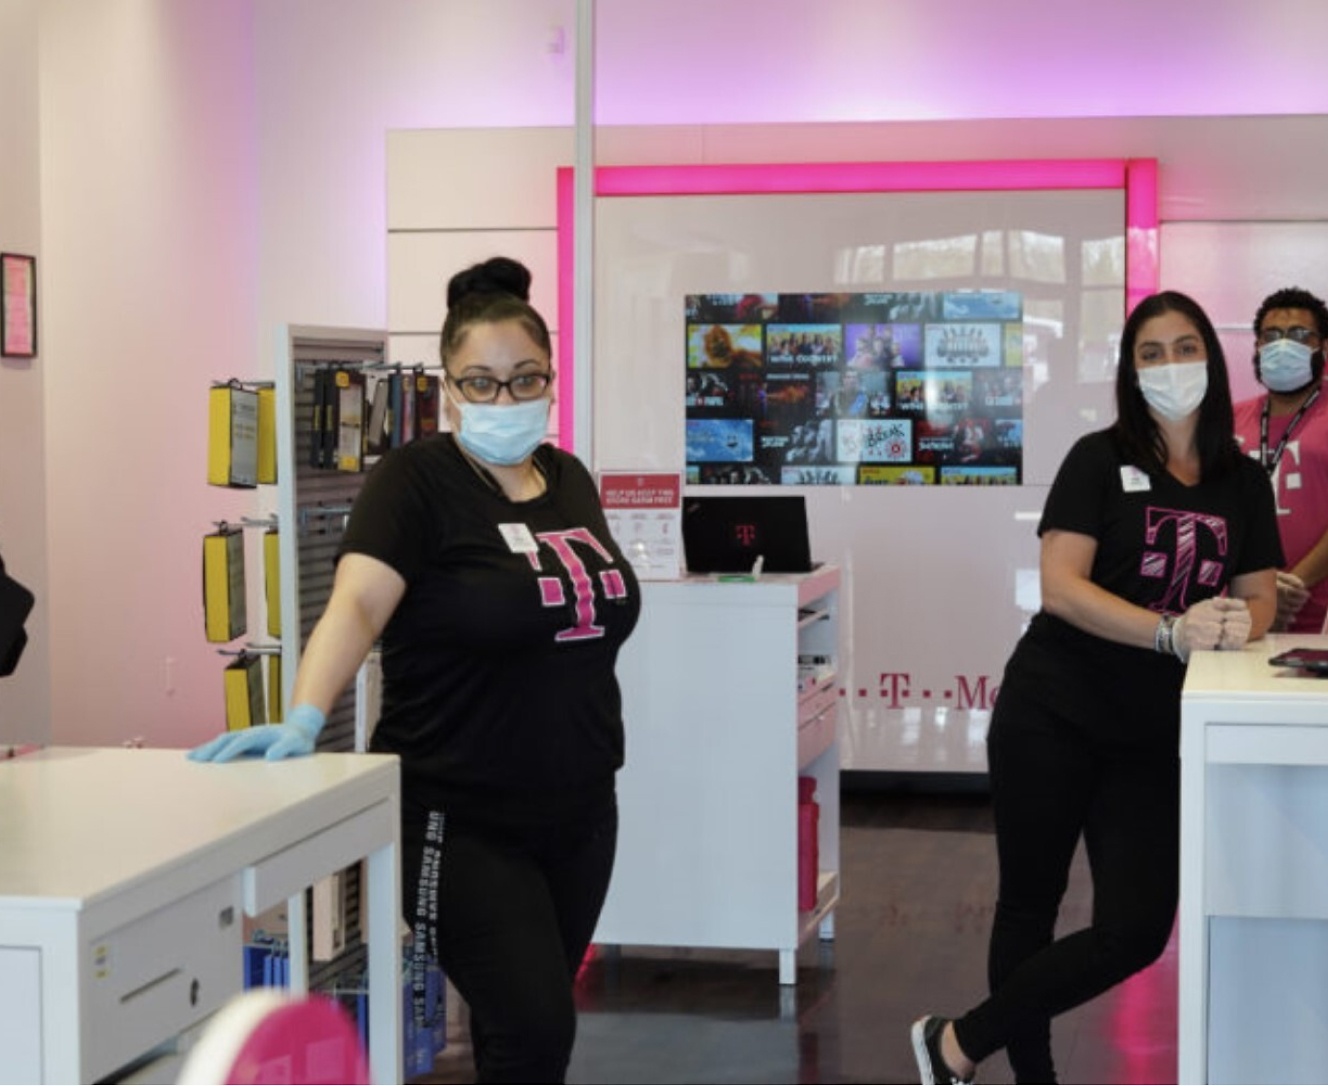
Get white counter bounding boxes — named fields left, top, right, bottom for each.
left=1179, top=634, right=1328, bottom=1084
left=0, top=746, right=401, bottom=1084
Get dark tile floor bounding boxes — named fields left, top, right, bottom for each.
left=415, top=785, right=1178, bottom=1085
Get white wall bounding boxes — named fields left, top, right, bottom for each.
left=385, top=120, right=1328, bottom=774
left=13, top=0, right=1328, bottom=749
left=252, top=0, right=578, bottom=341
left=1161, top=221, right=1328, bottom=406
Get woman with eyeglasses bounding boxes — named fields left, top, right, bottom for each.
left=191, top=256, right=641, bottom=1083
left=1233, top=286, right=1328, bottom=634
left=911, top=291, right=1281, bottom=1085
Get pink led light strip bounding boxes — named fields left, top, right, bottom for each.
left=556, top=158, right=1160, bottom=450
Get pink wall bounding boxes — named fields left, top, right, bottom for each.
left=39, top=0, right=258, bottom=747
left=0, top=0, right=47, bottom=742
left=592, top=1, right=1328, bottom=124
left=20, top=0, right=1328, bottom=748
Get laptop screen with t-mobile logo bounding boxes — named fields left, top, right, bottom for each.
left=680, top=495, right=814, bottom=574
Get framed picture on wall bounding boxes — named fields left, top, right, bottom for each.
left=1, top=252, right=37, bottom=358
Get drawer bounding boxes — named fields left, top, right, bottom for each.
left=0, top=947, right=42, bottom=1084
left=84, top=876, right=243, bottom=1080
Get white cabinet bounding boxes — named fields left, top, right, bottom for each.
left=0, top=747, right=401, bottom=1085
left=1179, top=634, right=1328, bottom=1084
left=596, top=566, right=841, bottom=985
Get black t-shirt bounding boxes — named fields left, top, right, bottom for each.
left=340, top=435, right=641, bottom=825
left=1006, top=428, right=1283, bottom=750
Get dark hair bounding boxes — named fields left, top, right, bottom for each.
left=439, top=257, right=552, bottom=370
left=1253, top=286, right=1328, bottom=341
left=1113, top=290, right=1239, bottom=479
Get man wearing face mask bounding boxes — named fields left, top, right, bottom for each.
left=1233, top=287, right=1328, bottom=633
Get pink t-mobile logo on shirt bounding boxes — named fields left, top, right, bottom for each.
left=1140, top=507, right=1228, bottom=613
left=528, top=527, right=627, bottom=642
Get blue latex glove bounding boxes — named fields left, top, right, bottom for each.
left=187, top=703, right=326, bottom=763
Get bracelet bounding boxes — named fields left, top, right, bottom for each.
left=1154, top=614, right=1176, bottom=656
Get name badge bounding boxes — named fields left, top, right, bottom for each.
left=498, top=523, right=539, bottom=554
left=1120, top=465, right=1151, bottom=493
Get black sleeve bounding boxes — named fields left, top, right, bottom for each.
left=0, top=629, right=26, bottom=677
left=0, top=554, right=34, bottom=677
left=545, top=446, right=612, bottom=532
left=338, top=445, right=439, bottom=583
left=1038, top=431, right=1114, bottom=539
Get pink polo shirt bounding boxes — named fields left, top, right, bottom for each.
left=1235, top=389, right=1328, bottom=634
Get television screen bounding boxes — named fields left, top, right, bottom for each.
left=684, top=290, right=1024, bottom=486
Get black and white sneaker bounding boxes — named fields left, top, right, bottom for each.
left=910, top=1015, right=973, bottom=1085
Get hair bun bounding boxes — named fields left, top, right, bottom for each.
left=447, top=257, right=532, bottom=308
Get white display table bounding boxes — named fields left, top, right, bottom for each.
left=597, top=566, right=841, bottom=985
left=1179, top=634, right=1328, bottom=1084
left=0, top=747, right=401, bottom=1085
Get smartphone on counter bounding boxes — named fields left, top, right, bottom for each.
left=1268, top=647, right=1328, bottom=675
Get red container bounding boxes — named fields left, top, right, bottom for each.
left=797, top=776, right=819, bottom=911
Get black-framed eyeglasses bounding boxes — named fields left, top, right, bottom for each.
left=449, top=371, right=553, bottom=404
left=1257, top=325, right=1322, bottom=347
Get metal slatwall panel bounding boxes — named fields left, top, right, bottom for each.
left=287, top=333, right=386, bottom=753
left=274, top=329, right=391, bottom=1014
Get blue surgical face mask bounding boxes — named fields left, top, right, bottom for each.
left=447, top=389, right=550, bottom=466
left=1258, top=338, right=1316, bottom=393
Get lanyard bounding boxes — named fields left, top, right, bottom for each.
left=1259, top=386, right=1322, bottom=474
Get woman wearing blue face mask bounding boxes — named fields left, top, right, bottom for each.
left=1233, top=287, right=1328, bottom=634
left=912, top=291, right=1280, bottom=1086
left=191, top=257, right=641, bottom=1084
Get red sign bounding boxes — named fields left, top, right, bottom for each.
left=598, top=472, right=682, bottom=511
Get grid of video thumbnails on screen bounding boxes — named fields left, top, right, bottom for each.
left=685, top=291, right=1024, bottom=486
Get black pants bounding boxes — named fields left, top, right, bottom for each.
left=403, top=796, right=618, bottom=1084
left=952, top=681, right=1179, bottom=1084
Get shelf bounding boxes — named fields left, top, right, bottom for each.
left=797, top=697, right=837, bottom=768
left=798, top=871, right=840, bottom=945
left=798, top=675, right=838, bottom=718
left=600, top=566, right=842, bottom=985
left=797, top=607, right=831, bottom=630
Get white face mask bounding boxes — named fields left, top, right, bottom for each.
left=1258, top=338, right=1317, bottom=393
left=1137, top=361, right=1208, bottom=421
